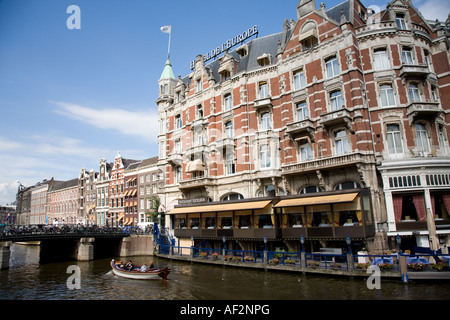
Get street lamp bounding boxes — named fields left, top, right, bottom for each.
left=300, top=236, right=305, bottom=252
left=396, top=234, right=401, bottom=254
left=191, top=235, right=194, bottom=247
left=346, top=236, right=352, bottom=254
left=264, top=236, right=267, bottom=251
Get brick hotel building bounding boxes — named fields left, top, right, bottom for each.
left=157, top=0, right=450, bottom=254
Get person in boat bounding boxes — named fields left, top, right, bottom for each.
left=140, top=264, right=148, bottom=272
left=125, top=260, right=134, bottom=270
left=149, top=261, right=154, bottom=268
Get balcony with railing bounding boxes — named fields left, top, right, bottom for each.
left=178, top=176, right=216, bottom=190
left=319, top=107, right=352, bottom=128
left=286, top=118, right=315, bottom=138
left=399, top=64, right=429, bottom=78
left=254, top=96, right=273, bottom=111
left=167, top=152, right=183, bottom=166
left=281, top=152, right=365, bottom=175
left=406, top=100, right=443, bottom=122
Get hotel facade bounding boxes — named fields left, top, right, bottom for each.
left=157, top=0, right=450, bottom=254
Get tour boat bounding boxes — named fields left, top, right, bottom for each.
left=110, top=259, right=170, bottom=280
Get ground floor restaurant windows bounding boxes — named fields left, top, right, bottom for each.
left=280, top=196, right=364, bottom=227
left=169, top=191, right=375, bottom=241
left=392, top=192, right=450, bottom=222
left=275, top=191, right=374, bottom=239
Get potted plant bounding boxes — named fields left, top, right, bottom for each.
left=269, top=258, right=279, bottom=265
left=408, top=262, right=426, bottom=271
left=232, top=256, right=242, bottom=262
left=431, top=261, right=448, bottom=271
left=211, top=252, right=218, bottom=260
left=332, top=263, right=341, bottom=270
left=199, top=252, right=207, bottom=259
left=356, top=262, right=371, bottom=271
left=377, top=263, right=394, bottom=272
left=308, top=261, right=320, bottom=268
left=284, top=258, right=296, bottom=265
left=244, top=256, right=255, bottom=262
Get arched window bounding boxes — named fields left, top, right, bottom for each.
left=334, top=181, right=361, bottom=190
left=221, top=193, right=244, bottom=201
left=299, top=186, right=322, bottom=194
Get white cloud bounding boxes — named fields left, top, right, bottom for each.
left=0, top=134, right=112, bottom=204
left=414, top=0, right=450, bottom=21
left=52, top=101, right=159, bottom=143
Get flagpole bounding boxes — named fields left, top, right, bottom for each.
left=167, top=25, right=171, bottom=59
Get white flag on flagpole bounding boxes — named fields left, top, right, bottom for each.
left=161, top=25, right=172, bottom=59
left=160, top=25, right=171, bottom=34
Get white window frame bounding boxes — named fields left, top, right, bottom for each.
left=175, top=114, right=182, bottom=129
left=396, top=14, right=407, bottom=30
left=195, top=78, right=203, bottom=93
left=224, top=94, right=233, bottom=111
left=260, top=144, right=271, bottom=169
left=408, top=83, right=420, bottom=102
left=386, top=124, right=403, bottom=155
left=225, top=121, right=234, bottom=138
left=334, top=130, right=351, bottom=155
left=325, top=56, right=340, bottom=78
left=380, top=84, right=396, bottom=107
left=259, top=81, right=269, bottom=99
left=330, top=90, right=345, bottom=111
left=225, top=152, right=236, bottom=175
left=260, top=112, right=272, bottom=130
left=374, top=48, right=390, bottom=70
left=296, top=101, right=309, bottom=121
left=293, top=69, right=306, bottom=90
left=401, top=48, right=414, bottom=65
left=415, top=123, right=430, bottom=153
left=299, top=143, right=313, bottom=162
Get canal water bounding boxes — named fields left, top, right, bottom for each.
left=1, top=244, right=449, bottom=301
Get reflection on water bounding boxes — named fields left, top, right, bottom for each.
left=0, top=244, right=449, bottom=300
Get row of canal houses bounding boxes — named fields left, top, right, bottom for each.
left=15, top=153, right=163, bottom=228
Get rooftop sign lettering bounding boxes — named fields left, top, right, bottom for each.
left=190, top=25, right=258, bottom=70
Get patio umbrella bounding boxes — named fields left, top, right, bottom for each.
left=426, top=208, right=440, bottom=252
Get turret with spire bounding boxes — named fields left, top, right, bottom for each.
left=157, top=59, right=177, bottom=104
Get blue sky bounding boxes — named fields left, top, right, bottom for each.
left=0, top=0, right=448, bottom=205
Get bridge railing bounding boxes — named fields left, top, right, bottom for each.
left=0, top=224, right=150, bottom=240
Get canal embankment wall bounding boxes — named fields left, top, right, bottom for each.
left=154, top=245, right=450, bottom=282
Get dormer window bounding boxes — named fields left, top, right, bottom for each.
left=236, top=44, right=248, bottom=57
left=175, top=90, right=183, bottom=103
left=220, top=70, right=231, bottom=81
left=299, top=22, right=318, bottom=51
left=257, top=54, right=271, bottom=67
left=395, top=13, right=407, bottom=30
left=195, top=78, right=203, bottom=93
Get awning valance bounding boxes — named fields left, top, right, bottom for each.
left=274, top=193, right=359, bottom=208
left=168, top=200, right=272, bottom=215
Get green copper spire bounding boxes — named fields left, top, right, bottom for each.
left=160, top=59, right=176, bottom=80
